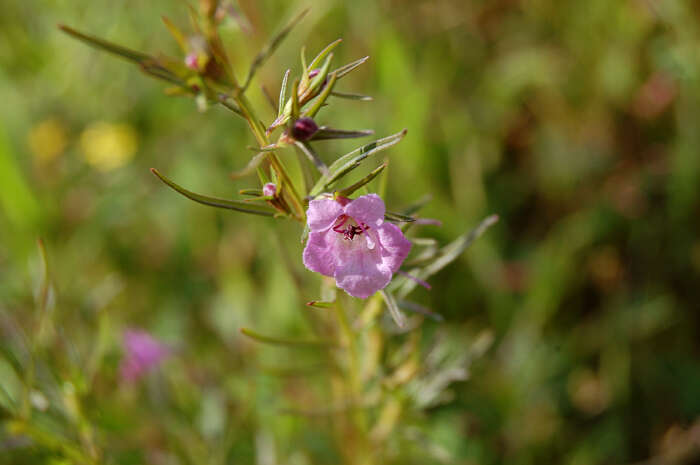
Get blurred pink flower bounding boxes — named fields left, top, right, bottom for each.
left=120, top=329, right=170, bottom=382
left=303, top=194, right=411, bottom=299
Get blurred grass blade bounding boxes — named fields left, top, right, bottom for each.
left=336, top=162, right=387, bottom=197
left=151, top=168, right=276, bottom=216
left=306, top=71, right=337, bottom=118
left=239, top=328, right=339, bottom=348
left=381, top=290, right=406, bottom=328
left=294, top=141, right=329, bottom=176
left=278, top=69, right=290, bottom=116
left=308, top=38, right=342, bottom=71
left=333, top=56, right=369, bottom=79
left=331, top=91, right=373, bottom=101
left=311, top=127, right=374, bottom=141
left=310, top=129, right=407, bottom=196
left=240, top=8, right=309, bottom=91
left=58, top=25, right=150, bottom=63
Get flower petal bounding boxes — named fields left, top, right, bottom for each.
left=334, top=237, right=392, bottom=298
left=376, top=223, right=412, bottom=273
left=302, top=230, right=338, bottom=277
left=307, top=198, right=343, bottom=231
left=345, top=194, right=385, bottom=228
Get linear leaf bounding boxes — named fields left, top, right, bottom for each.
left=151, top=168, right=276, bottom=216
left=397, top=214, right=499, bottom=298
left=278, top=69, right=290, bottom=116
left=306, top=300, right=335, bottom=309
left=311, top=127, right=374, bottom=141
left=333, top=56, right=369, bottom=79
left=291, top=79, right=300, bottom=119
left=162, top=17, right=187, bottom=52
left=310, top=129, right=407, bottom=196
left=331, top=91, right=373, bottom=101
left=241, top=8, right=308, bottom=91
left=385, top=211, right=416, bottom=223
left=59, top=25, right=151, bottom=64
left=381, top=290, right=406, bottom=328
left=294, top=141, right=329, bottom=176
left=308, top=39, right=342, bottom=71
left=239, top=328, right=339, bottom=348
left=306, top=71, right=337, bottom=118
left=336, top=162, right=387, bottom=197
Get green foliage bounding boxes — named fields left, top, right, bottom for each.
left=2, top=0, right=700, bottom=464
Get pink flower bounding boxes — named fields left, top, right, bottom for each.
left=120, top=329, right=170, bottom=382
left=303, top=194, right=411, bottom=299
left=184, top=53, right=199, bottom=71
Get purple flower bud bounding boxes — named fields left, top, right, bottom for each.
left=292, top=117, right=319, bottom=141
left=263, top=182, right=277, bottom=197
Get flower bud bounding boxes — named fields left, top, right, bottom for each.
left=185, top=53, right=199, bottom=71
left=291, top=117, right=318, bottom=141
left=263, top=182, right=277, bottom=197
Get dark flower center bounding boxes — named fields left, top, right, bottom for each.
left=332, top=215, right=367, bottom=241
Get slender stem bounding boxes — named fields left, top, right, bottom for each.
left=233, top=92, right=305, bottom=220
left=335, top=297, right=374, bottom=465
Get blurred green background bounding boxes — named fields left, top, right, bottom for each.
left=2, top=0, right=700, bottom=464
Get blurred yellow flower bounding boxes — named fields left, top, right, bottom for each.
left=80, top=121, right=138, bottom=171
left=28, top=118, right=68, bottom=164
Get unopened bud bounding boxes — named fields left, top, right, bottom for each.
left=263, top=183, right=277, bottom=197
left=185, top=53, right=199, bottom=71
left=292, top=117, right=318, bottom=141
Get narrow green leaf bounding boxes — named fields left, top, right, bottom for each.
left=239, top=328, right=339, bottom=348
left=239, top=189, right=263, bottom=196
left=58, top=25, right=150, bottom=63
left=397, top=214, right=499, bottom=298
left=151, top=168, right=276, bottom=216
left=310, top=129, right=407, bottom=196
left=380, top=290, right=406, bottom=328
left=306, top=300, right=335, bottom=309
left=385, top=211, right=416, bottom=223
left=398, top=300, right=444, bottom=322
left=308, top=39, right=342, bottom=71
left=333, top=56, right=369, bottom=79
left=294, top=141, right=329, bottom=176
left=300, top=46, right=310, bottom=88
left=162, top=17, right=187, bottom=52
left=304, top=53, right=333, bottom=100
left=241, top=8, right=309, bottom=91
left=336, top=163, right=387, bottom=197
left=291, top=79, right=300, bottom=120
left=278, top=69, right=290, bottom=116
left=230, top=152, right=266, bottom=179
left=331, top=91, right=373, bottom=101
left=306, top=71, right=337, bottom=118
left=311, top=127, right=374, bottom=141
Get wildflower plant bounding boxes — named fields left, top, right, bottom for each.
left=0, top=2, right=497, bottom=463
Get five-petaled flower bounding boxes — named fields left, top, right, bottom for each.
left=303, top=194, right=411, bottom=299
left=120, top=329, right=170, bottom=382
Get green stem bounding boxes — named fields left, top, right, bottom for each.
left=335, top=297, right=374, bottom=465
left=233, top=92, right=305, bottom=220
